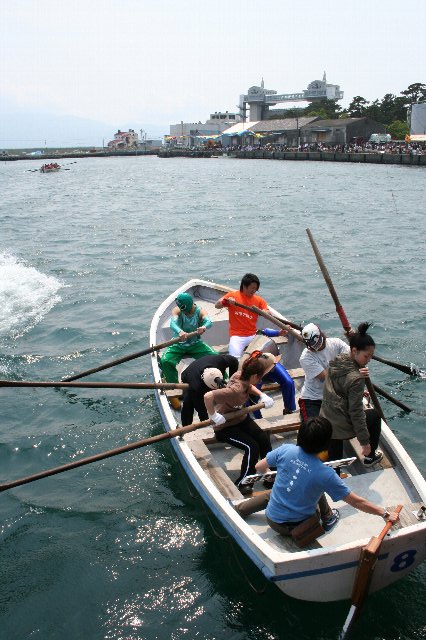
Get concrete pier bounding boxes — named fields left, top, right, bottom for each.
left=235, top=150, right=426, bottom=166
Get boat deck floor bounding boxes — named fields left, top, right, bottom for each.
left=186, top=424, right=420, bottom=553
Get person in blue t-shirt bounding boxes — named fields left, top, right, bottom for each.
left=236, top=417, right=399, bottom=535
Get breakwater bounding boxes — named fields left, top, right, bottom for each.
left=158, top=148, right=426, bottom=166
left=1, top=149, right=157, bottom=161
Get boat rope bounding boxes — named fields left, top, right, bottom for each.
left=226, top=537, right=269, bottom=595
left=168, top=442, right=269, bottom=593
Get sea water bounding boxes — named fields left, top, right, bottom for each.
left=0, top=156, right=425, bottom=640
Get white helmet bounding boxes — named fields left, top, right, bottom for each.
left=201, top=367, right=224, bottom=389
left=302, top=323, right=325, bottom=350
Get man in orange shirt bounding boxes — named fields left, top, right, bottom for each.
left=215, top=273, right=269, bottom=357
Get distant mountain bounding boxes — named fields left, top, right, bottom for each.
left=0, top=111, right=168, bottom=149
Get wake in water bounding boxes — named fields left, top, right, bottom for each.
left=0, top=252, right=63, bottom=338
left=412, top=364, right=426, bottom=379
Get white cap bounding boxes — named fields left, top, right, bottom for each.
left=201, top=368, right=224, bottom=389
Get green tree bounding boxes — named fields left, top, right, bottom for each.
left=379, top=94, right=407, bottom=124
left=347, top=96, right=369, bottom=117
left=400, top=83, right=426, bottom=104
left=387, top=120, right=408, bottom=140
left=364, top=99, right=382, bottom=122
left=304, top=99, right=341, bottom=118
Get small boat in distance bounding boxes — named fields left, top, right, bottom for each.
left=40, top=162, right=61, bottom=173
left=150, top=279, right=426, bottom=603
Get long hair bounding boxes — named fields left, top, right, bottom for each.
left=240, top=356, right=266, bottom=381
left=349, top=322, right=375, bottom=350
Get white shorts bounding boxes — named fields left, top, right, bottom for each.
left=228, top=334, right=256, bottom=357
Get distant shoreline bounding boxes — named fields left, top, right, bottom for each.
left=2, top=148, right=425, bottom=166
left=1, top=149, right=158, bottom=161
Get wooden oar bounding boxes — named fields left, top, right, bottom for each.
left=371, top=354, right=421, bottom=377
left=340, top=505, right=403, bottom=639
left=0, top=402, right=264, bottom=493
left=370, top=383, right=412, bottom=413
left=306, top=229, right=401, bottom=419
left=231, top=300, right=303, bottom=342
left=62, top=331, right=200, bottom=381
left=306, top=228, right=422, bottom=378
left=0, top=380, right=188, bottom=390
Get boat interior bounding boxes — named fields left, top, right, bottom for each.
left=155, top=283, right=424, bottom=552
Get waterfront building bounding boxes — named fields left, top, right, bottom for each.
left=220, top=117, right=386, bottom=148
left=168, top=111, right=242, bottom=147
left=240, top=73, right=344, bottom=121
left=410, top=103, right=426, bottom=135
left=220, top=117, right=319, bottom=147
left=107, top=129, right=139, bottom=149
left=301, top=117, right=386, bottom=145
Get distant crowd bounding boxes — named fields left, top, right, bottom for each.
left=221, top=142, right=425, bottom=155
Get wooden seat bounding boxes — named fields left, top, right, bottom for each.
left=188, top=439, right=242, bottom=500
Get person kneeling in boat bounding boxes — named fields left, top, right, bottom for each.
left=204, top=352, right=276, bottom=495
left=180, top=353, right=239, bottom=426
left=236, top=417, right=399, bottom=535
left=248, top=329, right=296, bottom=415
left=160, top=292, right=217, bottom=410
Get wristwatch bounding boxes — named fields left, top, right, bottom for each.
left=382, top=509, right=390, bottom=520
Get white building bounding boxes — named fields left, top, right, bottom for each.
left=107, top=129, right=139, bottom=149
left=410, top=103, right=426, bottom=135
left=168, top=111, right=242, bottom=147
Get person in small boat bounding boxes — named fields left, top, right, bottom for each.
left=180, top=353, right=239, bottom=426
left=160, top=292, right=217, bottom=409
left=299, top=323, right=350, bottom=424
left=215, top=273, right=270, bottom=357
left=320, top=322, right=383, bottom=467
left=204, top=352, right=276, bottom=495
left=236, top=416, right=399, bottom=531
left=250, top=329, right=296, bottom=415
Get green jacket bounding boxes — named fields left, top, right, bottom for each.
left=319, top=353, right=370, bottom=445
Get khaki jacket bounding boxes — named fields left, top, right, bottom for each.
left=320, top=354, right=370, bottom=445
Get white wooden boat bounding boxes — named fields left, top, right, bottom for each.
left=150, top=279, right=426, bottom=603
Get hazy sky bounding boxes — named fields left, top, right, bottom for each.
left=1, top=0, right=425, bottom=136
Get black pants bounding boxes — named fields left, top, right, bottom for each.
left=181, top=389, right=208, bottom=426
left=298, top=398, right=322, bottom=425
left=328, top=408, right=381, bottom=461
left=215, top=416, right=271, bottom=486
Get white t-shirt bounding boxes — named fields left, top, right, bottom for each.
left=300, top=338, right=349, bottom=400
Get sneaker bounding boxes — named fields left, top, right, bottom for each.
left=263, top=478, right=275, bottom=489
left=363, top=450, right=383, bottom=467
left=323, top=508, right=340, bottom=531
left=239, top=482, right=254, bottom=496
left=170, top=397, right=181, bottom=411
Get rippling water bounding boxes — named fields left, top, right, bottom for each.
left=0, top=156, right=425, bottom=640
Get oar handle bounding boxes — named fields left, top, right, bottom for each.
left=377, top=504, right=403, bottom=542
left=0, top=402, right=265, bottom=492
left=63, top=330, right=200, bottom=381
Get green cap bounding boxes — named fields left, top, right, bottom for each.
left=175, top=292, right=193, bottom=313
